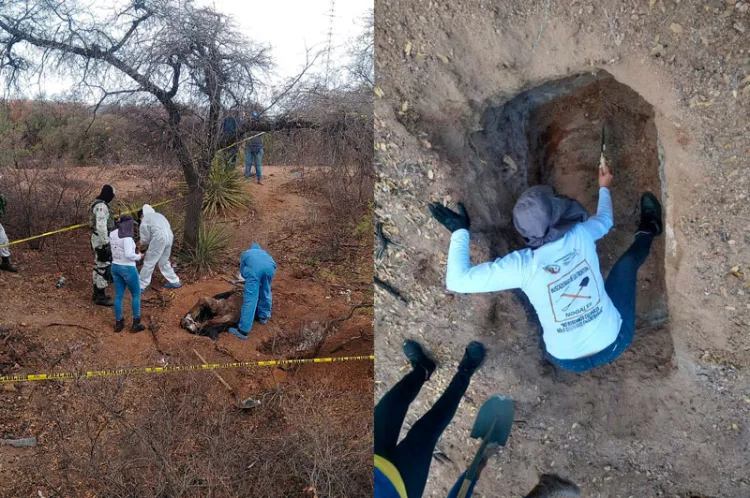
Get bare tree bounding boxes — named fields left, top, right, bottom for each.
left=347, top=9, right=374, bottom=89
left=0, top=0, right=293, bottom=248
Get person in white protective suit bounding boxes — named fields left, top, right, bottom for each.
left=137, top=204, right=182, bottom=293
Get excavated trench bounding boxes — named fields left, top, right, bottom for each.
left=464, top=71, right=673, bottom=374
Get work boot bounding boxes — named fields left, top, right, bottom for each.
left=458, top=341, right=486, bottom=375
left=130, top=317, right=145, bottom=333
left=0, top=257, right=17, bottom=273
left=93, top=286, right=114, bottom=307
left=114, top=319, right=124, bottom=333
left=403, top=339, right=437, bottom=380
left=636, top=192, right=663, bottom=237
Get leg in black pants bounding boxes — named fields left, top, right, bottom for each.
left=374, top=368, right=426, bottom=457
left=374, top=341, right=484, bottom=498
left=392, top=370, right=472, bottom=498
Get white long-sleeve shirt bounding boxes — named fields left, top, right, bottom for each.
left=110, top=229, right=142, bottom=267
left=446, top=188, right=621, bottom=360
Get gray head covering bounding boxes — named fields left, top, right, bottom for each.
left=117, top=214, right=134, bottom=239
left=512, top=185, right=589, bottom=249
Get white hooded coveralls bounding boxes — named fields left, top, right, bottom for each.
left=138, top=204, right=180, bottom=290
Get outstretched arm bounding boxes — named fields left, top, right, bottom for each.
left=446, top=229, right=526, bottom=293
left=579, top=159, right=614, bottom=241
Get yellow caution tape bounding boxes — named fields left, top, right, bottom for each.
left=0, top=196, right=180, bottom=250
left=0, top=355, right=374, bottom=384
left=0, top=131, right=264, bottom=251
left=217, top=131, right=266, bottom=153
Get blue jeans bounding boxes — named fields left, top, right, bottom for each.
left=112, top=264, right=141, bottom=321
left=244, top=146, right=263, bottom=180
left=237, top=270, right=274, bottom=333
left=550, top=233, right=654, bottom=373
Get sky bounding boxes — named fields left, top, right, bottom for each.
left=13, top=0, right=372, bottom=100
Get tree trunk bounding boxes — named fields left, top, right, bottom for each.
left=183, top=180, right=204, bottom=250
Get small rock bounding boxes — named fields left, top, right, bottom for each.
left=0, top=437, right=37, bottom=448
left=670, top=23, right=684, bottom=34
left=427, top=170, right=434, bottom=180
left=734, top=22, right=747, bottom=33
left=404, top=40, right=412, bottom=57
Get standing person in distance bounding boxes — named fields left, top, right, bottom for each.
left=244, top=112, right=264, bottom=184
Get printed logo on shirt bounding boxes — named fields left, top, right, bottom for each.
left=547, top=259, right=601, bottom=324
left=543, top=264, right=561, bottom=274
left=554, top=249, right=580, bottom=268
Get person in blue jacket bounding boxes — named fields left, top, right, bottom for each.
left=228, top=243, right=276, bottom=340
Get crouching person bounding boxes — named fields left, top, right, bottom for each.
left=228, top=243, right=276, bottom=340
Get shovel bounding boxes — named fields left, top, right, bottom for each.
left=455, top=395, right=515, bottom=498
left=599, top=124, right=607, bottom=171
left=193, top=349, right=260, bottom=410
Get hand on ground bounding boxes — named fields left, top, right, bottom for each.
left=428, top=202, right=470, bottom=232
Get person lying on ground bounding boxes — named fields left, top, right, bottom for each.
left=227, top=243, right=277, bottom=340
left=429, top=160, right=663, bottom=373
left=374, top=340, right=486, bottom=498
left=447, top=470, right=580, bottom=498
left=180, top=288, right=243, bottom=340
left=0, top=193, right=18, bottom=273
left=110, top=214, right=145, bottom=333
left=137, top=204, right=182, bottom=293
left=90, top=184, right=116, bottom=306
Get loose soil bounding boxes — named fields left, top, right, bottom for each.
left=0, top=165, right=373, bottom=497
left=375, top=1, right=750, bottom=497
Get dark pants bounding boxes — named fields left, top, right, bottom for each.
left=550, top=233, right=654, bottom=372
left=223, top=145, right=239, bottom=168
left=375, top=368, right=471, bottom=498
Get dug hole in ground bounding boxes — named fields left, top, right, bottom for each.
left=375, top=1, right=749, bottom=496
left=0, top=165, right=373, bottom=497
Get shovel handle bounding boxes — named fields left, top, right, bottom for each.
left=193, top=349, right=235, bottom=394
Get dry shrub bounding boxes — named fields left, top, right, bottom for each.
left=0, top=164, right=98, bottom=249
left=23, top=373, right=371, bottom=498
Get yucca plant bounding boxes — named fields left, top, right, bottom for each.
left=179, top=158, right=252, bottom=218
left=178, top=222, right=230, bottom=275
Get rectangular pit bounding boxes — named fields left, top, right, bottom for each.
left=466, top=72, right=673, bottom=375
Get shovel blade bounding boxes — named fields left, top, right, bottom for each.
left=470, top=395, right=514, bottom=446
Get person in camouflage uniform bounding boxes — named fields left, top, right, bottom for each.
left=90, top=185, right=116, bottom=306
left=0, top=193, right=18, bottom=273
